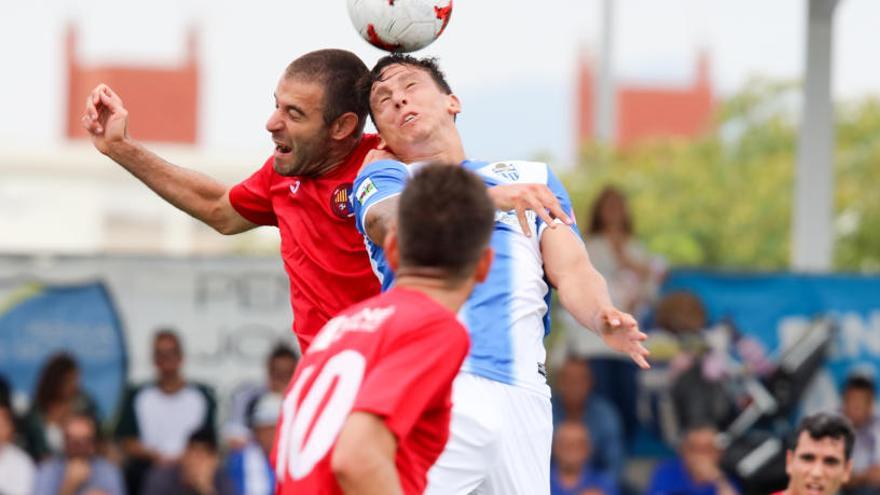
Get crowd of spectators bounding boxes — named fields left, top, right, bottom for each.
left=0, top=329, right=294, bottom=495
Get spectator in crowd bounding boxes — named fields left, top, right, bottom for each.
left=551, top=421, right=617, bottom=495
left=142, top=429, right=234, bottom=495
left=0, top=402, right=35, bottom=495
left=225, top=393, right=280, bottom=495
left=583, top=185, right=665, bottom=318
left=32, top=412, right=125, bottom=495
left=115, top=329, right=216, bottom=494
left=777, top=412, right=854, bottom=495
left=646, top=424, right=738, bottom=495
left=223, top=343, right=296, bottom=448
left=552, top=357, right=625, bottom=483
left=840, top=375, right=880, bottom=494
left=23, top=353, right=100, bottom=460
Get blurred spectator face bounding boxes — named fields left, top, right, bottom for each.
left=556, top=359, right=592, bottom=412
left=681, top=427, right=722, bottom=478
left=268, top=354, right=297, bottom=393
left=62, top=369, right=81, bottom=401
left=0, top=405, right=13, bottom=445
left=786, top=431, right=851, bottom=495
left=842, top=388, right=874, bottom=428
left=553, top=422, right=591, bottom=473
left=64, top=415, right=97, bottom=459
left=153, top=334, right=183, bottom=377
left=598, top=190, right=627, bottom=229
left=251, top=393, right=282, bottom=455
left=181, top=439, right=219, bottom=488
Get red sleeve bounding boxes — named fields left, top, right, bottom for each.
left=352, top=317, right=469, bottom=440
left=228, top=157, right=279, bottom=226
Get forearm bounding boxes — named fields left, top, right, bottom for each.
left=335, top=455, right=403, bottom=495
left=557, top=261, right=614, bottom=333
left=104, top=139, right=239, bottom=233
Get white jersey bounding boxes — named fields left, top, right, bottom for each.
left=352, top=159, right=579, bottom=396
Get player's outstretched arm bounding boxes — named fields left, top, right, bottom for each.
left=81, top=84, right=256, bottom=235
left=488, top=183, right=573, bottom=237
left=541, top=227, right=650, bottom=369
left=331, top=412, right=403, bottom=495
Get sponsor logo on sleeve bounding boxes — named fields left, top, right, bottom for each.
left=355, top=178, right=379, bottom=204
left=491, top=162, right=520, bottom=182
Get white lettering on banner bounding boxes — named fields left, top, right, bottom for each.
left=275, top=351, right=366, bottom=480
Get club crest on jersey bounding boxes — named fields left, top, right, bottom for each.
left=491, top=162, right=520, bottom=182
left=330, top=183, right=355, bottom=219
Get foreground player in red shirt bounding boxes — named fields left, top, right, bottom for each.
left=772, top=412, right=853, bottom=495
left=82, top=49, right=380, bottom=352
left=273, top=164, right=496, bottom=494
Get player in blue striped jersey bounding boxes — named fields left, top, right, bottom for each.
left=351, top=54, right=650, bottom=495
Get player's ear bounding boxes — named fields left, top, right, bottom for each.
left=447, top=94, right=461, bottom=117
left=330, top=112, right=359, bottom=141
left=473, top=247, right=494, bottom=283
left=384, top=226, right=401, bottom=272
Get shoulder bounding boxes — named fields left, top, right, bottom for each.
left=468, top=160, right=551, bottom=184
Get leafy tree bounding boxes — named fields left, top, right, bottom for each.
left=564, top=79, right=880, bottom=272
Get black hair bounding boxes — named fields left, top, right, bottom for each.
left=791, top=412, right=855, bottom=460
left=359, top=53, right=453, bottom=125
left=33, top=352, right=78, bottom=412
left=843, top=375, right=875, bottom=395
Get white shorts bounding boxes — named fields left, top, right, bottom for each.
left=425, top=372, right=553, bottom=495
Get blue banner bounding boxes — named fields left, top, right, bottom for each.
left=0, top=282, right=128, bottom=420
left=662, top=270, right=880, bottom=387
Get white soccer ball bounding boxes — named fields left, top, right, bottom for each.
left=347, top=0, right=453, bottom=53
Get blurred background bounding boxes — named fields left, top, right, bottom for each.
left=0, top=1, right=878, bottom=494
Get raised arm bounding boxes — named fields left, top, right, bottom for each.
left=541, top=226, right=650, bottom=368
left=82, top=84, right=256, bottom=235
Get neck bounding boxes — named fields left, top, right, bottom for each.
left=396, top=129, right=465, bottom=165
left=158, top=375, right=184, bottom=393
left=394, top=270, right=472, bottom=314
left=303, top=137, right=359, bottom=178
left=563, top=402, right=583, bottom=418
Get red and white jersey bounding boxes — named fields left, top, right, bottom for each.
left=228, top=134, right=382, bottom=353
left=272, top=287, right=470, bottom=495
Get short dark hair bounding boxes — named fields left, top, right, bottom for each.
left=791, top=412, right=855, bottom=460
left=268, top=343, right=298, bottom=364
left=187, top=428, right=218, bottom=453
left=359, top=54, right=453, bottom=125
left=397, top=164, right=495, bottom=283
left=285, top=49, right=369, bottom=134
left=843, top=375, right=875, bottom=395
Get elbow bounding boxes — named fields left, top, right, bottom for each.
left=330, top=445, right=369, bottom=486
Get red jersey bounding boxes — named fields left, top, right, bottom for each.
left=272, top=287, right=470, bottom=495
left=229, top=135, right=382, bottom=352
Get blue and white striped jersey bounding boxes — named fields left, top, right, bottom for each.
left=351, top=159, right=579, bottom=396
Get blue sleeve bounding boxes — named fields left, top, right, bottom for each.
left=351, top=159, right=410, bottom=235
left=226, top=450, right=246, bottom=495
left=536, top=164, right=580, bottom=239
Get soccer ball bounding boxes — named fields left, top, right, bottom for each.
left=347, top=0, right=453, bottom=53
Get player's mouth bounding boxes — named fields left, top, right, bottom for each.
left=804, top=483, right=825, bottom=494
left=274, top=141, right=293, bottom=158
left=400, top=112, right=418, bottom=127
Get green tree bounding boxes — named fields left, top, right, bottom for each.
left=564, top=79, right=880, bottom=272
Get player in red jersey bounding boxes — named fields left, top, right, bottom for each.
left=81, top=49, right=381, bottom=352
left=772, top=412, right=853, bottom=495
left=273, top=164, right=496, bottom=495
